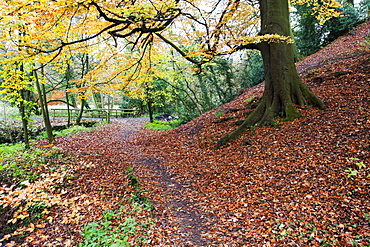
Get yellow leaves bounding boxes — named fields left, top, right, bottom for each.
left=61, top=216, right=70, bottom=224
left=5, top=241, right=17, bottom=247
left=229, top=33, right=294, bottom=47
left=0, top=234, right=11, bottom=242
left=0, top=57, right=37, bottom=104
left=61, top=209, right=81, bottom=224
left=47, top=216, right=53, bottom=223
left=0, top=170, right=74, bottom=238
left=0, top=0, right=106, bottom=65
left=260, top=34, right=295, bottom=44
left=25, top=223, right=35, bottom=232
left=7, top=218, right=17, bottom=224
left=292, top=0, right=343, bottom=24
left=15, top=211, right=30, bottom=220
left=21, top=180, right=31, bottom=187
left=109, top=0, right=178, bottom=22
left=63, top=239, right=73, bottom=247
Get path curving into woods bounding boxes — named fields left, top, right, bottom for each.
left=29, top=118, right=213, bottom=246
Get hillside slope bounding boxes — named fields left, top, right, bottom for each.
left=133, top=20, right=370, bottom=245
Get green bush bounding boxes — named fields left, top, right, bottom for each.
left=53, top=125, right=90, bottom=137
left=144, top=120, right=181, bottom=131
left=80, top=167, right=153, bottom=247
left=0, top=143, right=65, bottom=184
left=80, top=202, right=152, bottom=247
left=294, top=0, right=361, bottom=57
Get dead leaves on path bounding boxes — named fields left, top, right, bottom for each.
left=2, top=22, right=369, bottom=246
left=130, top=21, right=370, bottom=245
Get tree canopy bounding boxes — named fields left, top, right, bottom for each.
left=0, top=0, right=344, bottom=146
left=0, top=0, right=342, bottom=75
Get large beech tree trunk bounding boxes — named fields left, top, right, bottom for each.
left=216, top=0, right=326, bottom=148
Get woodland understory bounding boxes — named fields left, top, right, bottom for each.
left=1, top=20, right=370, bottom=246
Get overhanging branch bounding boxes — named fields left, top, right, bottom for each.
left=155, top=33, right=201, bottom=65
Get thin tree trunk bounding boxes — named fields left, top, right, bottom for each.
left=148, top=99, right=154, bottom=123
left=65, top=64, right=72, bottom=127
left=197, top=74, right=212, bottom=110
left=19, top=91, right=30, bottom=149
left=17, top=29, right=30, bottom=149
left=34, top=69, right=55, bottom=143
left=42, top=83, right=53, bottom=137
left=66, top=89, right=72, bottom=127
left=208, top=66, right=226, bottom=104
left=76, top=97, right=85, bottom=125
left=106, top=95, right=111, bottom=123
left=76, top=54, right=89, bottom=125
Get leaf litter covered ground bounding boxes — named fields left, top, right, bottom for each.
left=7, top=21, right=370, bottom=246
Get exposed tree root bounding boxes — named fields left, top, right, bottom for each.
left=216, top=84, right=326, bottom=149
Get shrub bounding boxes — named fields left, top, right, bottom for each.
left=144, top=120, right=181, bottom=131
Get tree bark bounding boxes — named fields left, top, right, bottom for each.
left=18, top=61, right=30, bottom=149
left=76, top=97, right=85, bottom=125
left=76, top=54, right=89, bottom=125
left=19, top=91, right=30, bottom=149
left=147, top=99, right=154, bottom=123
left=106, top=95, right=111, bottom=123
left=65, top=64, right=73, bottom=127
left=216, top=0, right=326, bottom=148
left=34, top=69, right=55, bottom=144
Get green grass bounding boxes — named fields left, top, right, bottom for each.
left=144, top=120, right=181, bottom=131
left=36, top=124, right=92, bottom=140
left=79, top=202, right=153, bottom=247
left=214, top=108, right=224, bottom=118
left=0, top=124, right=92, bottom=184
left=80, top=167, right=153, bottom=247
left=0, top=143, right=71, bottom=243
left=0, top=143, right=66, bottom=184
left=53, top=124, right=90, bottom=137
left=245, top=95, right=256, bottom=103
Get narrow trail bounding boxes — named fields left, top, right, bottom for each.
left=36, top=118, right=212, bottom=246
left=133, top=156, right=217, bottom=246
left=31, top=119, right=152, bottom=245
left=31, top=21, right=370, bottom=246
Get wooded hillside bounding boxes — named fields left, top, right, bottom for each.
left=130, top=20, right=370, bottom=245
left=1, top=18, right=369, bottom=247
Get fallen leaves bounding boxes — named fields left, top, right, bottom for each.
left=128, top=20, right=370, bottom=245
left=2, top=21, right=369, bottom=246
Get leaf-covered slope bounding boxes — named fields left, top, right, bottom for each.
left=23, top=20, right=369, bottom=246
left=131, top=20, right=370, bottom=245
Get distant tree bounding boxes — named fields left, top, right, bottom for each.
left=294, top=0, right=361, bottom=57
left=34, top=68, right=55, bottom=144
left=359, top=0, right=370, bottom=18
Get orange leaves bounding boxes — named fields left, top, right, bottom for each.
left=0, top=20, right=368, bottom=246
left=39, top=144, right=54, bottom=149
left=0, top=158, right=92, bottom=242
left=123, top=22, right=370, bottom=246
